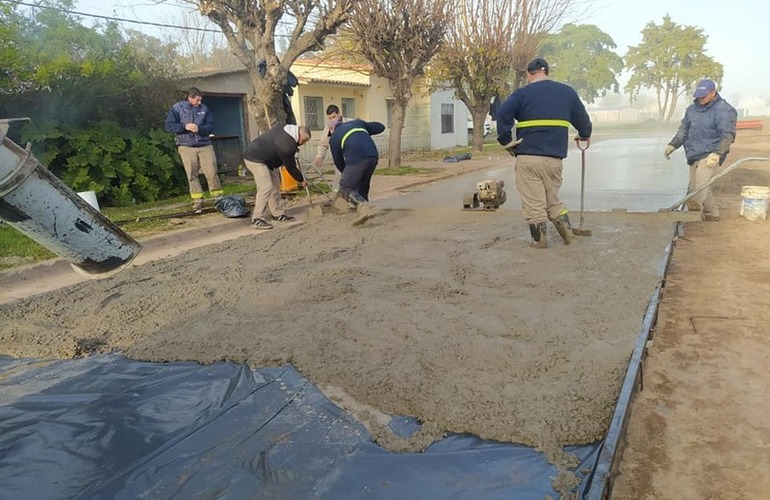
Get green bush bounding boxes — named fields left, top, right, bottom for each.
left=22, top=120, right=188, bottom=206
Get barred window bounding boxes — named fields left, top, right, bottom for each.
left=341, top=98, right=355, bottom=118
left=304, top=96, right=324, bottom=130
left=441, top=103, right=454, bottom=134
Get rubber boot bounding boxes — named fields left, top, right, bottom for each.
left=552, top=213, right=573, bottom=245
left=528, top=222, right=547, bottom=249
left=347, top=191, right=380, bottom=226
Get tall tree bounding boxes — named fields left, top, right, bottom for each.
left=345, top=0, right=451, bottom=167
left=510, top=0, right=587, bottom=88
left=539, top=23, right=623, bottom=104
left=192, top=0, right=353, bottom=132
left=624, top=15, right=723, bottom=122
left=431, top=0, right=518, bottom=151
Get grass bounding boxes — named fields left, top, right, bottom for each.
left=0, top=224, right=56, bottom=270
left=375, top=165, right=426, bottom=176
left=0, top=180, right=258, bottom=270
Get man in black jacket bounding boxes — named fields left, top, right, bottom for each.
left=243, top=124, right=310, bottom=229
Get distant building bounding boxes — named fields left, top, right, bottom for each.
left=177, top=59, right=469, bottom=164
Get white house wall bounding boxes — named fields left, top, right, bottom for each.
left=431, top=89, right=469, bottom=150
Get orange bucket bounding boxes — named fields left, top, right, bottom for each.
left=279, top=166, right=300, bottom=192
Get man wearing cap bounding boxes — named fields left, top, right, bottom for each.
left=664, top=79, right=737, bottom=221
left=496, top=57, right=592, bottom=249
left=165, top=87, right=225, bottom=213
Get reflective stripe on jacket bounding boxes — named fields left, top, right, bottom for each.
left=496, top=79, right=592, bottom=159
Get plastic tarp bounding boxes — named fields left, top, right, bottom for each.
left=0, top=354, right=600, bottom=499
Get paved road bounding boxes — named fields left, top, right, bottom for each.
left=380, top=136, right=690, bottom=212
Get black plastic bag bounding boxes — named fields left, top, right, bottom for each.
left=214, top=195, right=251, bottom=218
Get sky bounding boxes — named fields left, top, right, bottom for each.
left=72, top=0, right=770, bottom=103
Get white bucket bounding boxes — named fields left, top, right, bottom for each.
left=740, top=185, right=770, bottom=221
left=77, top=190, right=101, bottom=212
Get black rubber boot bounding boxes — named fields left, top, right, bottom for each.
left=346, top=191, right=379, bottom=226
left=528, top=222, right=547, bottom=249
left=552, top=213, right=573, bottom=245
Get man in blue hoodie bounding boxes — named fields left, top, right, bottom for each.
left=664, top=79, right=737, bottom=221
left=165, top=88, right=224, bottom=212
left=496, top=58, right=592, bottom=249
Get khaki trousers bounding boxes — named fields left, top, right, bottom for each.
left=244, top=160, right=285, bottom=220
left=177, top=145, right=223, bottom=200
left=514, top=155, right=567, bottom=223
left=687, top=158, right=719, bottom=217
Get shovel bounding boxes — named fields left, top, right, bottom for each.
left=659, top=157, right=770, bottom=213
left=572, top=138, right=592, bottom=236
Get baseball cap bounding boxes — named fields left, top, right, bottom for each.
left=693, top=79, right=716, bottom=98
left=526, top=58, right=549, bottom=74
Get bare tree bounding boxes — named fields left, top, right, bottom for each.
left=432, top=0, right=517, bottom=151
left=346, top=0, right=452, bottom=167
left=511, top=0, right=588, bottom=88
left=181, top=0, right=352, bottom=132
left=433, top=0, right=585, bottom=152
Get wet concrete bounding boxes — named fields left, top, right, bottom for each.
left=380, top=136, right=689, bottom=212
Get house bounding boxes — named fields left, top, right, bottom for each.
left=177, top=59, right=469, bottom=166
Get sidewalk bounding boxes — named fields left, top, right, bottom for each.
left=1, top=156, right=505, bottom=304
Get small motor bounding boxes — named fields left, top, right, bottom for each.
left=462, top=179, right=507, bottom=211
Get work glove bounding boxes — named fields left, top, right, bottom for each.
left=664, top=144, right=676, bottom=159
left=503, top=138, right=523, bottom=156
left=703, top=153, right=721, bottom=168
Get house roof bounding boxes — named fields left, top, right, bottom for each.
left=298, top=77, right=370, bottom=87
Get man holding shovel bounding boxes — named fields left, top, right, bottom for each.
left=242, top=124, right=311, bottom=229
left=327, top=118, right=385, bottom=226
left=664, top=79, right=737, bottom=221
left=496, top=58, right=592, bottom=249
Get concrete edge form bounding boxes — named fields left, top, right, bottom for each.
left=584, top=221, right=684, bottom=500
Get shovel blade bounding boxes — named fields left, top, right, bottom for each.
left=572, top=227, right=592, bottom=237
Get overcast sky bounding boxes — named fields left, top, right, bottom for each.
left=75, top=0, right=769, bottom=102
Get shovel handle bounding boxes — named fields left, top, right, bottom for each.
left=574, top=137, right=590, bottom=151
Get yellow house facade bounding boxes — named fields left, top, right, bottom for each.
left=178, top=59, right=468, bottom=165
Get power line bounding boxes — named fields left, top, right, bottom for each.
left=7, top=0, right=294, bottom=35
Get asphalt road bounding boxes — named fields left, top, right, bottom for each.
left=380, top=136, right=690, bottom=212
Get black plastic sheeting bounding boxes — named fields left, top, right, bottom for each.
left=0, top=354, right=601, bottom=499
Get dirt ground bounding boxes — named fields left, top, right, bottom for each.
left=1, top=150, right=677, bottom=486
left=2, top=135, right=769, bottom=498
left=611, top=134, right=770, bottom=499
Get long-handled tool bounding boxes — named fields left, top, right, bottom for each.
left=573, top=138, right=592, bottom=236
left=660, top=157, right=770, bottom=212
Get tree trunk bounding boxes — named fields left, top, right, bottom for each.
left=246, top=66, right=290, bottom=134
left=388, top=100, right=407, bottom=168
left=470, top=107, right=488, bottom=152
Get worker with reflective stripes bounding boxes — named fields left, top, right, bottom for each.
left=327, top=118, right=385, bottom=225
left=496, top=58, right=592, bottom=249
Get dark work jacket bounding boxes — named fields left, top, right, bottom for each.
left=669, top=94, right=737, bottom=165
left=329, top=120, right=385, bottom=172
left=165, top=101, right=214, bottom=147
left=496, top=78, right=592, bottom=159
left=243, top=125, right=304, bottom=182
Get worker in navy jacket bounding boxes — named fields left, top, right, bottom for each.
left=328, top=119, right=385, bottom=201
left=496, top=58, right=592, bottom=249
left=165, top=87, right=224, bottom=212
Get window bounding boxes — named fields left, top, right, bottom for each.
left=386, top=99, right=395, bottom=128
left=441, top=103, right=454, bottom=134
left=304, top=96, right=324, bottom=130
left=341, top=98, right=355, bottom=118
